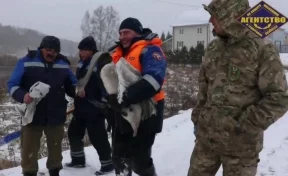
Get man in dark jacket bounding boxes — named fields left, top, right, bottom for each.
left=105, top=17, right=166, bottom=176
left=7, top=36, right=77, bottom=176
left=65, top=36, right=114, bottom=176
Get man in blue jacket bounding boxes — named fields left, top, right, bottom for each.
left=7, top=36, right=77, bottom=176
left=65, top=36, right=114, bottom=176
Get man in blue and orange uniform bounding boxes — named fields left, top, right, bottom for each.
left=7, top=36, right=77, bottom=176
left=107, top=17, right=167, bottom=176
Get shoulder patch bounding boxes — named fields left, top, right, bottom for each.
left=152, top=52, right=162, bottom=60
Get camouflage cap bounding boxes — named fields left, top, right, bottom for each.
left=202, top=4, right=213, bottom=16
left=203, top=0, right=250, bottom=21
left=202, top=0, right=251, bottom=41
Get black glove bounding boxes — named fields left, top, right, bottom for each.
left=107, top=94, right=122, bottom=112
left=106, top=94, right=129, bottom=117
left=121, top=78, right=160, bottom=106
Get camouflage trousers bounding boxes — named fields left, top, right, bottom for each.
left=187, top=140, right=260, bottom=176
left=20, top=124, right=64, bottom=173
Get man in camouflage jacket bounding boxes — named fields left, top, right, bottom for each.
left=188, top=0, right=288, bottom=175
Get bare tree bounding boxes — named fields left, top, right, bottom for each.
left=80, top=10, right=91, bottom=38
left=81, top=5, right=120, bottom=51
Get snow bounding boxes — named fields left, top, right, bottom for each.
left=2, top=107, right=288, bottom=176
left=1, top=54, right=288, bottom=176
left=280, top=53, right=288, bottom=67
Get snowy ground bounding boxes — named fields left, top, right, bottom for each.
left=1, top=108, right=288, bottom=176
left=1, top=54, right=288, bottom=175
left=280, top=53, right=288, bottom=67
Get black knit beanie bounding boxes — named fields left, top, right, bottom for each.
left=39, top=36, right=61, bottom=52
left=119, top=17, right=143, bottom=34
left=78, top=36, right=97, bottom=52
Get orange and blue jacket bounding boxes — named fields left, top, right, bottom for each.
left=111, top=35, right=167, bottom=103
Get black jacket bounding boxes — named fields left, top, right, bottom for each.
left=73, top=57, right=108, bottom=118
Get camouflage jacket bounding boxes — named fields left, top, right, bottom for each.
left=193, top=0, right=288, bottom=156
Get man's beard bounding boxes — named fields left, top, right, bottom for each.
left=212, top=28, right=229, bottom=40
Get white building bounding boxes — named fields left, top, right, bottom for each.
left=285, top=29, right=288, bottom=45
left=266, top=27, right=288, bottom=52
left=171, top=8, right=215, bottom=51
left=267, top=27, right=288, bottom=46
left=172, top=23, right=215, bottom=50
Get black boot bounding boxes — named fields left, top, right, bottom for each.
left=65, top=161, right=85, bottom=168
left=114, top=157, right=132, bottom=176
left=65, top=156, right=86, bottom=168
left=94, top=162, right=114, bottom=176
left=138, top=165, right=157, bottom=176
left=49, top=168, right=60, bottom=176
left=23, top=172, right=37, bottom=176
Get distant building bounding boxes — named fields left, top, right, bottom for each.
left=283, top=29, right=288, bottom=45
left=172, top=23, right=215, bottom=51
left=266, top=28, right=288, bottom=52
left=171, top=8, right=215, bottom=51
left=267, top=28, right=288, bottom=46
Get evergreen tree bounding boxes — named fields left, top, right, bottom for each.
left=188, top=46, right=197, bottom=64
left=179, top=46, right=188, bottom=64
left=195, top=43, right=205, bottom=64
left=161, top=31, right=166, bottom=41
left=166, top=31, right=172, bottom=40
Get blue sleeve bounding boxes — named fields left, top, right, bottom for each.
left=140, top=45, right=167, bottom=91
left=68, top=69, right=77, bottom=85
left=64, top=68, right=77, bottom=98
left=7, top=59, right=27, bottom=103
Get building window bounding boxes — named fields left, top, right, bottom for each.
left=197, top=27, right=202, bottom=33
left=179, top=29, right=184, bottom=34
left=177, top=41, right=184, bottom=48
left=197, top=41, right=204, bottom=46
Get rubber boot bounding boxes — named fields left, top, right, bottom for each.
left=94, top=162, right=115, bottom=175
left=49, top=168, right=60, bottom=176
left=65, top=156, right=86, bottom=168
left=23, top=172, right=37, bottom=176
left=138, top=165, right=157, bottom=176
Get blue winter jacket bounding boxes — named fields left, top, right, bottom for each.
left=7, top=49, right=77, bottom=126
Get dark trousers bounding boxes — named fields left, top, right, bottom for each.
left=21, top=124, right=64, bottom=173
left=67, top=115, right=112, bottom=166
left=113, top=129, right=156, bottom=175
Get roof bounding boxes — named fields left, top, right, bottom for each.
left=172, top=23, right=209, bottom=28
left=171, top=7, right=210, bottom=27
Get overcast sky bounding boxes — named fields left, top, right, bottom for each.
left=0, top=0, right=287, bottom=42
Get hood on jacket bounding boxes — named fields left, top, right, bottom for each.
left=203, top=0, right=251, bottom=43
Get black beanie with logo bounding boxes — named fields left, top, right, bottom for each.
left=119, top=17, right=143, bottom=34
